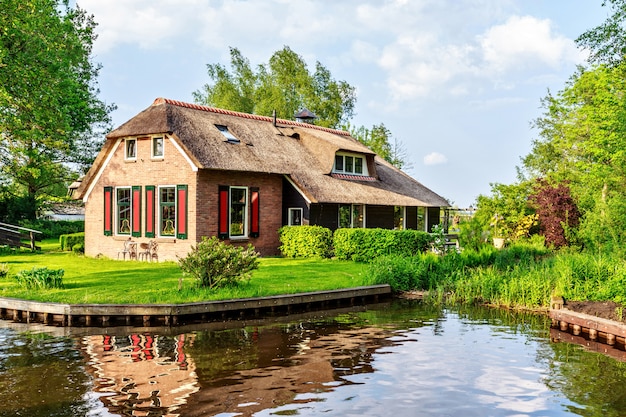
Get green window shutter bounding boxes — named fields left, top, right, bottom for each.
left=145, top=186, right=155, bottom=238
left=132, top=186, right=142, bottom=237
left=104, top=186, right=113, bottom=236
left=176, top=184, right=188, bottom=239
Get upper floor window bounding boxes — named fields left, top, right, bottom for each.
left=152, top=136, right=164, bottom=158
left=333, top=153, right=367, bottom=175
left=216, top=124, right=240, bottom=144
left=125, top=138, right=136, bottom=160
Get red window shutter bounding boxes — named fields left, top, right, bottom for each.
left=104, top=187, right=113, bottom=236
left=145, top=186, right=155, bottom=238
left=218, top=185, right=229, bottom=239
left=132, top=186, right=142, bottom=237
left=250, top=187, right=260, bottom=238
left=176, top=185, right=188, bottom=239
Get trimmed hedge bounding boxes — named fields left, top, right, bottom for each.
left=333, top=228, right=432, bottom=262
left=19, top=219, right=84, bottom=239
left=60, top=232, right=85, bottom=251
left=279, top=225, right=333, bottom=258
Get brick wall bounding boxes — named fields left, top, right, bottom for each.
left=84, top=135, right=283, bottom=261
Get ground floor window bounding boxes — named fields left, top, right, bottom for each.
left=230, top=186, right=248, bottom=237
left=159, top=186, right=176, bottom=236
left=394, top=206, right=405, bottom=230
left=288, top=208, right=303, bottom=226
left=116, top=187, right=131, bottom=235
left=339, top=204, right=365, bottom=228
left=417, top=207, right=426, bottom=231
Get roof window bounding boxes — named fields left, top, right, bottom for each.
left=216, top=124, right=240, bottom=143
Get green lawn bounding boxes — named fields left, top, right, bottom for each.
left=0, top=240, right=369, bottom=304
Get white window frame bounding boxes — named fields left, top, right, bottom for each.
left=115, top=186, right=132, bottom=236
left=152, top=136, right=164, bottom=159
left=333, top=152, right=368, bottom=176
left=158, top=185, right=177, bottom=238
left=229, top=186, right=248, bottom=238
left=288, top=208, right=303, bottom=226
left=125, top=138, right=137, bottom=160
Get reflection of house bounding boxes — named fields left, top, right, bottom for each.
left=81, top=333, right=198, bottom=416
left=75, top=98, right=449, bottom=260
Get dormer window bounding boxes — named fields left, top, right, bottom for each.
left=216, top=124, right=240, bottom=143
left=125, top=138, right=136, bottom=160
left=152, top=136, right=164, bottom=158
left=333, top=153, right=367, bottom=176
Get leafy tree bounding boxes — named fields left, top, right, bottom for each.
left=576, top=0, right=626, bottom=66
left=528, top=180, right=580, bottom=248
left=349, top=123, right=412, bottom=170
left=0, top=0, right=114, bottom=220
left=193, top=46, right=356, bottom=128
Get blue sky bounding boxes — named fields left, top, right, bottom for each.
left=79, top=0, right=609, bottom=208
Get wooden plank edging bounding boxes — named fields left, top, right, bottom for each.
left=0, top=284, right=391, bottom=327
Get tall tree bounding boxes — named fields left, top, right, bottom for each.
left=0, top=0, right=114, bottom=220
left=193, top=46, right=356, bottom=129
left=576, top=0, right=626, bottom=66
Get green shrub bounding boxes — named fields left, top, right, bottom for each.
left=367, top=255, right=422, bottom=292
left=60, top=232, right=85, bottom=251
left=0, top=263, right=9, bottom=279
left=15, top=267, right=64, bottom=289
left=19, top=219, right=84, bottom=239
left=72, top=242, right=85, bottom=254
left=178, top=236, right=259, bottom=289
left=333, top=228, right=431, bottom=261
left=278, top=225, right=333, bottom=258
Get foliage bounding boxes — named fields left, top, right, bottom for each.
left=473, top=181, right=536, bottom=241
left=349, top=123, right=412, bottom=170
left=528, top=180, right=581, bottom=248
left=178, top=236, right=259, bottom=289
left=0, top=0, right=114, bottom=220
left=278, top=225, right=333, bottom=258
left=193, top=46, right=356, bottom=129
left=18, top=219, right=84, bottom=239
left=576, top=0, right=626, bottom=66
left=72, top=242, right=84, bottom=254
left=457, top=214, right=490, bottom=251
left=59, top=232, right=84, bottom=251
left=333, top=228, right=432, bottom=262
left=0, top=263, right=8, bottom=279
left=366, top=254, right=429, bottom=292
left=14, top=267, right=64, bottom=289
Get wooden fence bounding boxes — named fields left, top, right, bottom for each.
left=0, top=222, right=42, bottom=251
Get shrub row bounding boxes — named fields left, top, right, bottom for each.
left=19, top=220, right=84, bottom=239
left=59, top=232, right=85, bottom=252
left=279, top=226, right=432, bottom=261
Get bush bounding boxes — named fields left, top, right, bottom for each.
left=178, top=236, right=259, bottom=289
left=19, top=219, right=84, bottom=239
left=333, top=228, right=431, bottom=261
left=72, top=243, right=85, bottom=254
left=0, top=263, right=9, bottom=279
left=15, top=267, right=64, bottom=289
left=60, top=232, right=85, bottom=251
left=278, top=225, right=333, bottom=258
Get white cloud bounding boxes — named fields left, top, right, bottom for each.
left=424, top=152, right=448, bottom=166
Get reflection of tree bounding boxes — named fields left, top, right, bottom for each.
left=543, top=341, right=626, bottom=416
left=0, top=332, right=90, bottom=417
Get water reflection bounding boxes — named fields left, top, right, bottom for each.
left=4, top=302, right=626, bottom=416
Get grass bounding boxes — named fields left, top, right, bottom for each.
left=0, top=240, right=368, bottom=305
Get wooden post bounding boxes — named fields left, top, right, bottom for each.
left=143, top=315, right=151, bottom=327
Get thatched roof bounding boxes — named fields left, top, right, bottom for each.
left=82, top=98, right=449, bottom=207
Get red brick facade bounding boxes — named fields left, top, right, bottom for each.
left=83, top=134, right=283, bottom=261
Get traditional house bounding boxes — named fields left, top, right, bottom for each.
left=75, top=98, right=449, bottom=260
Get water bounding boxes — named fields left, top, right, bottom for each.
left=1, top=300, right=625, bottom=417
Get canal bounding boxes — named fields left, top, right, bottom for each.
left=0, top=299, right=624, bottom=416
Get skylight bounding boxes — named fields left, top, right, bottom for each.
left=215, top=124, right=240, bottom=143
